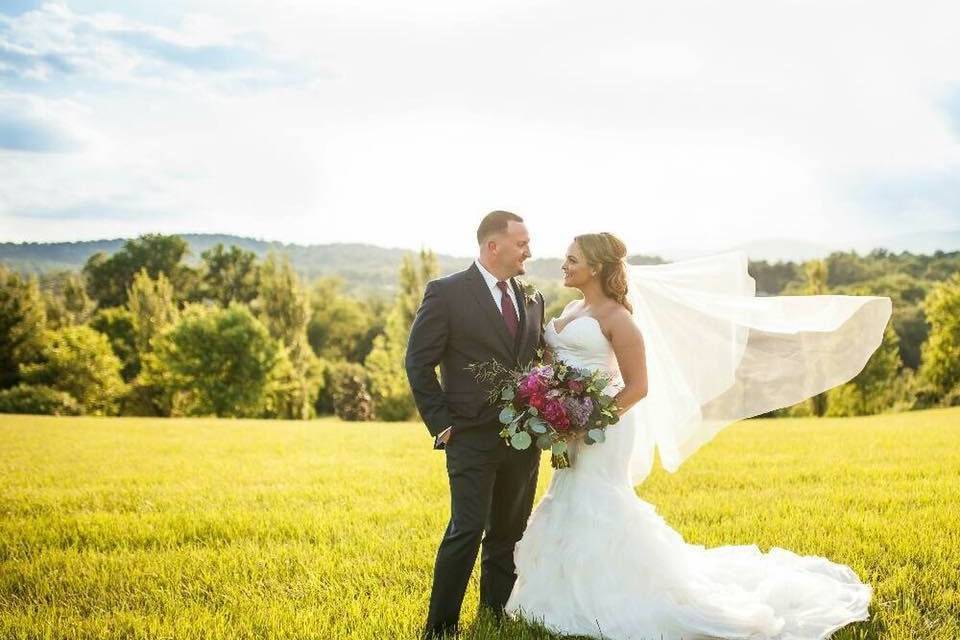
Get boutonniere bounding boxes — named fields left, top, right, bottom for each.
left=515, top=279, right=539, bottom=305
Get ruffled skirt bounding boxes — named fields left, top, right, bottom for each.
left=505, top=460, right=871, bottom=640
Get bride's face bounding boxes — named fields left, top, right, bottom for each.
left=561, top=241, right=594, bottom=289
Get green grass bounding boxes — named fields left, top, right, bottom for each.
left=1, top=409, right=959, bottom=639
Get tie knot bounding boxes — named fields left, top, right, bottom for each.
left=496, top=280, right=509, bottom=291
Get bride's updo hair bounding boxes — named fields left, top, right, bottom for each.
left=574, top=232, right=633, bottom=314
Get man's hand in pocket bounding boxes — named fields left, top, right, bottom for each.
left=434, top=425, right=453, bottom=449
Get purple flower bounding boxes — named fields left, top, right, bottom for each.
left=533, top=365, right=555, bottom=380
left=561, top=396, right=594, bottom=428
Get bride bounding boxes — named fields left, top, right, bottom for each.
left=504, top=232, right=891, bottom=639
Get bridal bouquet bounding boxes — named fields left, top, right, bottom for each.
left=468, top=351, right=620, bottom=468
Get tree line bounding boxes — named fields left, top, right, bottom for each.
left=1, top=235, right=959, bottom=420
left=0, top=234, right=435, bottom=421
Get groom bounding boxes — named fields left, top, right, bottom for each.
left=405, top=211, right=546, bottom=638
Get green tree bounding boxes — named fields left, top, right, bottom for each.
left=831, top=272, right=928, bottom=371
left=0, top=266, right=47, bottom=389
left=365, top=250, right=438, bottom=421
left=256, top=254, right=310, bottom=346
left=83, top=233, right=192, bottom=308
left=123, top=269, right=181, bottom=416
left=748, top=260, right=801, bottom=296
left=545, top=288, right=581, bottom=323
left=918, top=273, right=960, bottom=399
left=895, top=304, right=928, bottom=371
left=254, top=254, right=319, bottom=419
left=20, top=325, right=126, bottom=415
left=308, top=277, right=377, bottom=362
left=825, top=251, right=877, bottom=287
left=804, top=259, right=829, bottom=416
left=0, top=383, right=81, bottom=416
left=145, top=304, right=280, bottom=417
left=41, top=271, right=96, bottom=329
left=804, top=259, right=828, bottom=295
left=200, top=243, right=260, bottom=307
left=127, top=269, right=180, bottom=356
left=826, top=323, right=907, bottom=416
left=328, top=362, right=374, bottom=421
left=63, top=272, right=95, bottom=324
left=365, top=306, right=415, bottom=420
left=779, top=259, right=833, bottom=416
left=90, top=307, right=139, bottom=381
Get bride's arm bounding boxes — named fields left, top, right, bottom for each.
left=607, top=309, right=648, bottom=416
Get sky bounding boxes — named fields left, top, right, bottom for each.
left=1, top=0, right=959, bottom=259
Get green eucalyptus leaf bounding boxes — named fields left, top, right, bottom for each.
left=499, top=406, right=517, bottom=424
left=588, top=428, right=605, bottom=443
left=536, top=434, right=553, bottom=450
left=551, top=441, right=567, bottom=456
left=528, top=417, right=548, bottom=434
left=510, top=431, right=532, bottom=450
left=501, top=387, right=515, bottom=401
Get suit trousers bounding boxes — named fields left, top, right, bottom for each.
left=424, top=424, right=541, bottom=636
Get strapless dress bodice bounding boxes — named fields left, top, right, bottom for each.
left=545, top=316, right=622, bottom=392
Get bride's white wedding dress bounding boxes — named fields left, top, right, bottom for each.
left=504, top=315, right=872, bottom=640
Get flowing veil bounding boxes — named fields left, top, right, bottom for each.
left=623, top=250, right=893, bottom=485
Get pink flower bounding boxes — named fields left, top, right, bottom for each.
left=566, top=379, right=585, bottom=394
left=542, top=397, right=571, bottom=431
left=518, top=370, right=549, bottom=400
left=528, top=391, right=547, bottom=411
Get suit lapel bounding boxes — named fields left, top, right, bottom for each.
left=466, top=263, right=515, bottom=358
left=511, top=277, right=529, bottom=356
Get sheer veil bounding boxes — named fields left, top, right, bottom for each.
left=623, top=250, right=892, bottom=485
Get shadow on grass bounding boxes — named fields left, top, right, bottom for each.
left=454, top=605, right=883, bottom=640
left=455, top=607, right=615, bottom=640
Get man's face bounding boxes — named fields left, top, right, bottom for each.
left=493, top=220, right=531, bottom=277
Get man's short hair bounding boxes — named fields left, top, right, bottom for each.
left=477, top=210, right=523, bottom=245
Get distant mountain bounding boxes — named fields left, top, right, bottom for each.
left=659, top=238, right=834, bottom=263
left=860, top=229, right=960, bottom=256
left=659, top=228, right=960, bottom=263
left=4, top=229, right=959, bottom=294
left=0, top=235, right=450, bottom=295
left=0, top=233, right=662, bottom=295
left=0, top=238, right=128, bottom=273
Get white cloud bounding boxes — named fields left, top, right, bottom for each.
left=1, top=0, right=959, bottom=258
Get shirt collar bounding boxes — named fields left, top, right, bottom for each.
left=474, top=259, right=510, bottom=291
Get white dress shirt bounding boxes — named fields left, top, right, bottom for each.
left=474, top=259, right=520, bottom=322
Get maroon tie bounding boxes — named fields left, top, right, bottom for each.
left=496, top=280, right=519, bottom=339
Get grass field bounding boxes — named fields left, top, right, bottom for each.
left=1, top=409, right=959, bottom=639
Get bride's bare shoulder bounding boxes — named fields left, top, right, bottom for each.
left=557, top=297, right=584, bottom=320
left=597, top=303, right=639, bottom=337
